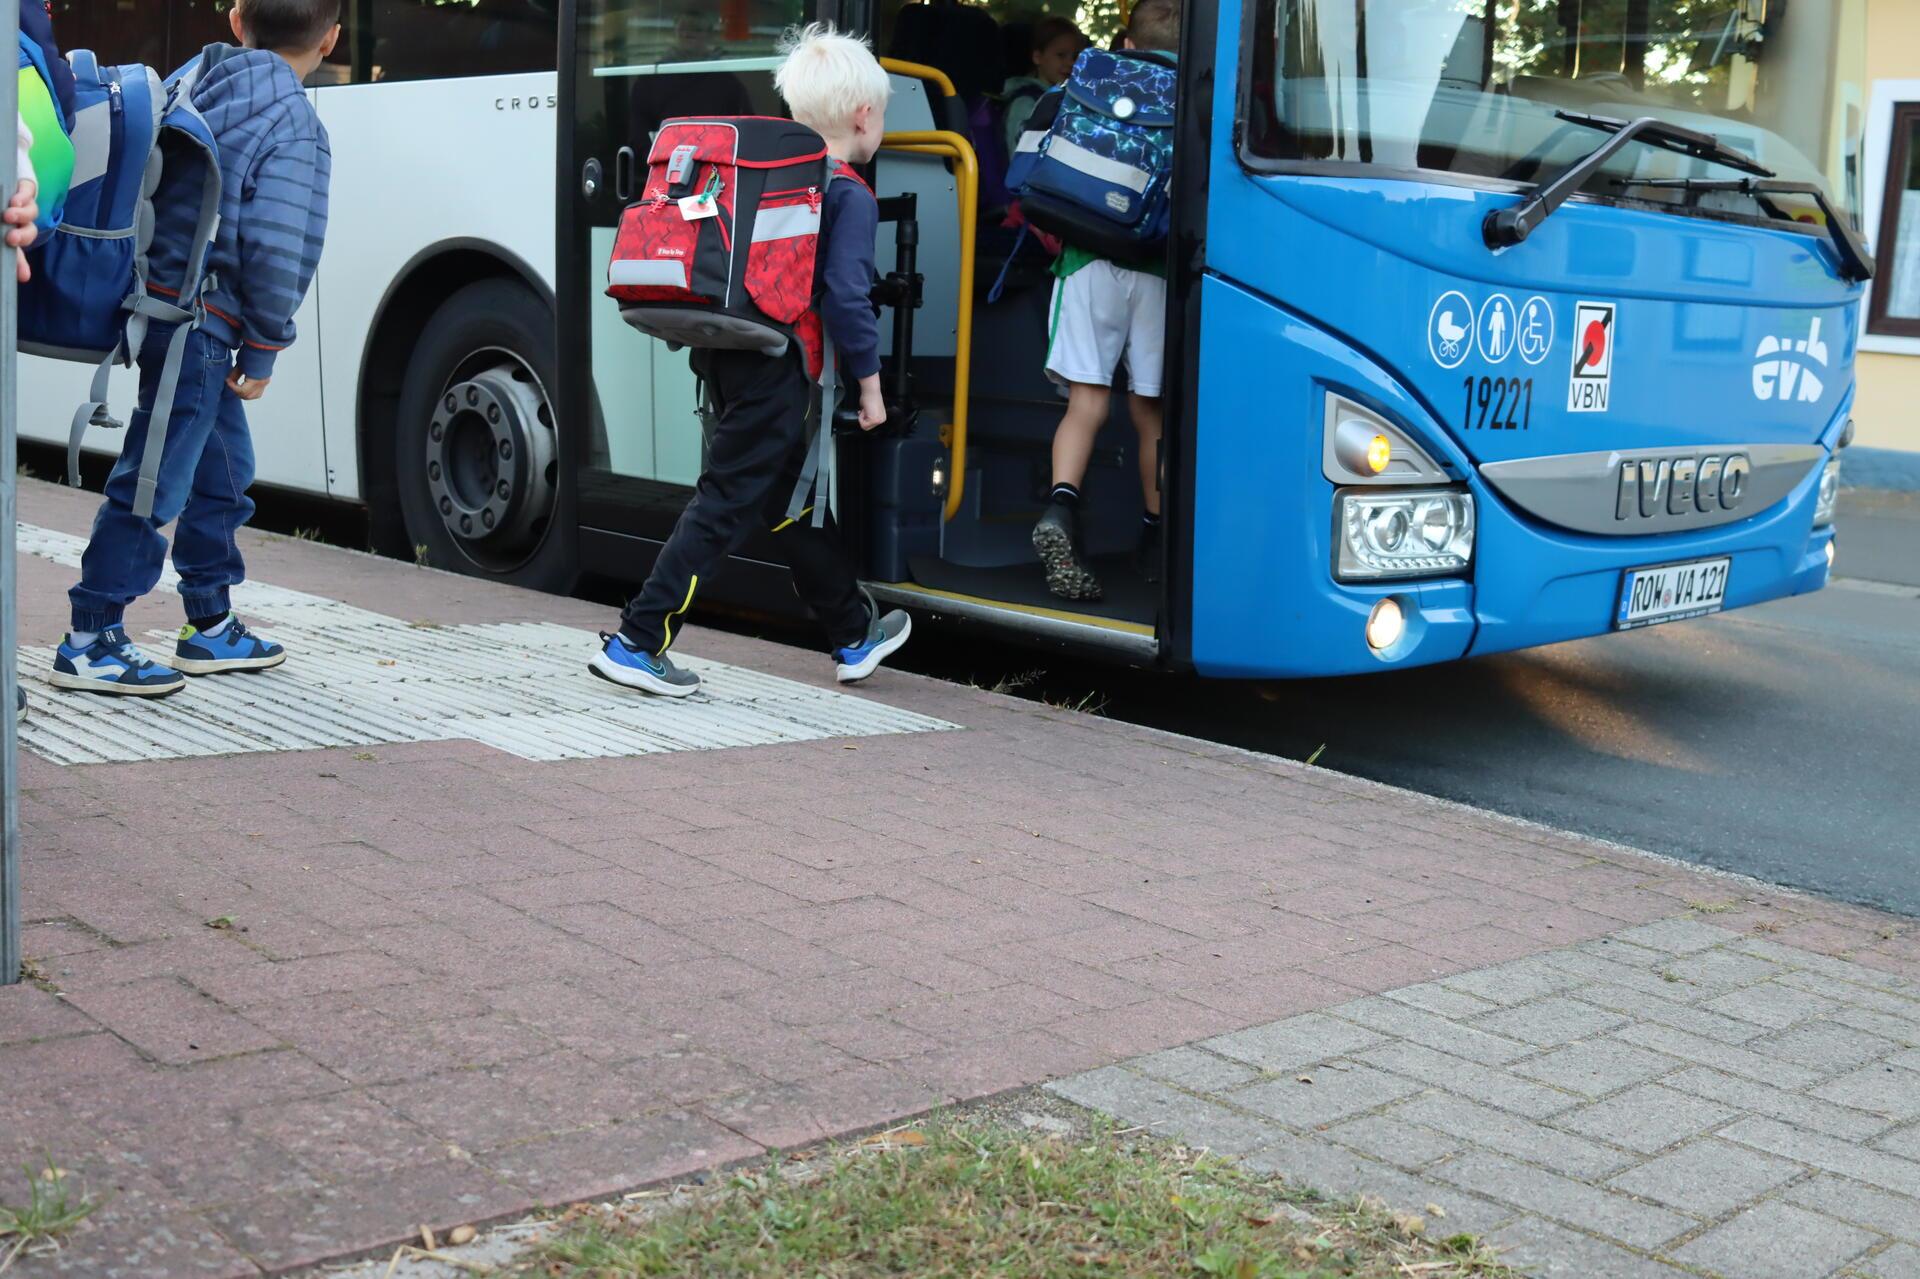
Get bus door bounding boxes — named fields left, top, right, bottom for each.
left=559, top=0, right=808, bottom=578
left=857, top=7, right=1166, bottom=664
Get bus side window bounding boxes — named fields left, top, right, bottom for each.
left=364, top=0, right=558, bottom=84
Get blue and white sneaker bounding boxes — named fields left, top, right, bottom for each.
left=588, top=632, right=702, bottom=697
left=834, top=606, right=911, bottom=683
left=172, top=615, right=286, bottom=675
left=49, top=626, right=186, bottom=698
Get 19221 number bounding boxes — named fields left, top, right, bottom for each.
left=1462, top=376, right=1532, bottom=430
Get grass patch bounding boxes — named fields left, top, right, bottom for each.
left=0, top=1160, right=98, bottom=1273
left=525, top=1115, right=1514, bottom=1278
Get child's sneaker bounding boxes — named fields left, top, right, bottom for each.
left=172, top=616, right=287, bottom=675
left=1032, top=503, right=1103, bottom=601
left=15, top=682, right=25, bottom=722
left=49, top=627, right=186, bottom=697
left=834, top=606, right=911, bottom=683
left=589, top=632, right=702, bottom=697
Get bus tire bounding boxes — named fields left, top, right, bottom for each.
left=394, top=278, right=578, bottom=593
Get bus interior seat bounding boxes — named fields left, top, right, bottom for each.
left=888, top=0, right=1003, bottom=107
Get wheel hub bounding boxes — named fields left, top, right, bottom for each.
left=424, top=359, right=555, bottom=551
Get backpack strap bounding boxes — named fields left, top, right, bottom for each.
left=786, top=161, right=851, bottom=530
left=124, top=72, right=223, bottom=520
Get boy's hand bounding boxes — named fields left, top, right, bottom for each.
left=227, top=371, right=270, bottom=401
left=5, top=180, right=39, bottom=282
left=857, top=375, right=887, bottom=431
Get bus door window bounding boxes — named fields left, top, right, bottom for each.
left=574, top=1, right=803, bottom=486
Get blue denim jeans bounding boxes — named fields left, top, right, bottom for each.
left=69, top=324, right=255, bottom=631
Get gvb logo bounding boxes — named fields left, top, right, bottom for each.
left=1752, top=318, right=1828, bottom=403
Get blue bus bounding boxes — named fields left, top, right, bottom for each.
left=20, top=2, right=1865, bottom=680
left=514, top=0, right=1863, bottom=677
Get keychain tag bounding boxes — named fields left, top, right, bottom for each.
left=679, top=195, right=718, bottom=220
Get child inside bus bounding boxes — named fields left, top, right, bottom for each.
left=53, top=0, right=337, bottom=698
left=1030, top=0, right=1179, bottom=602
left=1002, top=16, right=1087, bottom=156
left=589, top=22, right=912, bottom=699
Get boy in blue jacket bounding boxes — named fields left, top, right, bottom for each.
left=54, top=0, right=336, bottom=698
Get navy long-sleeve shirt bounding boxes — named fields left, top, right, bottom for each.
left=814, top=169, right=880, bottom=380
left=148, top=44, right=331, bottom=381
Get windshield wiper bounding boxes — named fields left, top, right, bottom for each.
left=1483, top=110, right=1772, bottom=250
left=1610, top=176, right=1876, bottom=282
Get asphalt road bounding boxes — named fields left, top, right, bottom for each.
left=907, top=490, right=1920, bottom=918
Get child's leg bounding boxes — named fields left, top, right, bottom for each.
left=1050, top=381, right=1113, bottom=491
left=618, top=349, right=809, bottom=655
left=68, top=328, right=231, bottom=635
left=1042, top=262, right=1126, bottom=492
left=171, top=359, right=256, bottom=626
left=1124, top=270, right=1169, bottom=516
left=760, top=476, right=869, bottom=652
left=1127, top=391, right=1163, bottom=516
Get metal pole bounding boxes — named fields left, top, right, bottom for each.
left=3, top=0, right=23, bottom=986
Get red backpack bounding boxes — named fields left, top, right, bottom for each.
left=607, top=115, right=865, bottom=378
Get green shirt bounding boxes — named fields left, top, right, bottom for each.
left=1052, top=244, right=1168, bottom=280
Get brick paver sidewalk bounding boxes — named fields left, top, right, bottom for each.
left=3, top=477, right=1916, bottom=1277
left=1054, top=920, right=1920, bottom=1278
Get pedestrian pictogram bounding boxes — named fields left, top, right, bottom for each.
left=1477, top=294, right=1515, bottom=363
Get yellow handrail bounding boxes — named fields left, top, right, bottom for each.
left=879, top=129, right=977, bottom=522
left=878, top=58, right=958, bottom=99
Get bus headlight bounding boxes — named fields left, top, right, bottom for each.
left=1813, top=457, right=1840, bottom=527
left=1336, top=488, right=1475, bottom=580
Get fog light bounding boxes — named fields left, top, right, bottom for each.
left=1825, top=540, right=1836, bottom=572
left=1366, top=434, right=1392, bottom=474
left=1366, top=597, right=1405, bottom=651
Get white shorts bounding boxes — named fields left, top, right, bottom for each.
left=1043, top=259, right=1167, bottom=397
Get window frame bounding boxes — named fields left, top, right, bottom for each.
left=1867, top=100, right=1920, bottom=340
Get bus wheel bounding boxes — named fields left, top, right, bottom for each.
left=395, top=279, right=576, bottom=591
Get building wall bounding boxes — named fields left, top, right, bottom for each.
left=1854, top=0, right=1920, bottom=481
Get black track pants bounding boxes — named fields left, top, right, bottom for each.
left=619, top=347, right=868, bottom=655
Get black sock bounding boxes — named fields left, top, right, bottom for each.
left=1049, top=483, right=1081, bottom=508
left=187, top=613, right=227, bottom=635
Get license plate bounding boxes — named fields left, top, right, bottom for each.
left=1616, top=557, right=1730, bottom=630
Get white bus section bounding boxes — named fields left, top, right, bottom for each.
left=13, top=71, right=562, bottom=504
left=20, top=68, right=952, bottom=510
left=12, top=522, right=950, bottom=765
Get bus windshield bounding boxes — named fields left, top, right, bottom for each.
left=1250, top=0, right=1868, bottom=226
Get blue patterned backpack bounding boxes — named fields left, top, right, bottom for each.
left=1006, top=47, right=1176, bottom=263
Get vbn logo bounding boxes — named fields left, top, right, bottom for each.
left=1617, top=453, right=1751, bottom=521
left=1752, top=318, right=1828, bottom=403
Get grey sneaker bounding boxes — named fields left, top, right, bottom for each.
left=588, top=632, right=703, bottom=697
left=834, top=602, right=912, bottom=683
left=1032, top=503, right=1103, bottom=601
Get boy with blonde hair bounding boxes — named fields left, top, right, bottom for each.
left=592, top=23, right=911, bottom=696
